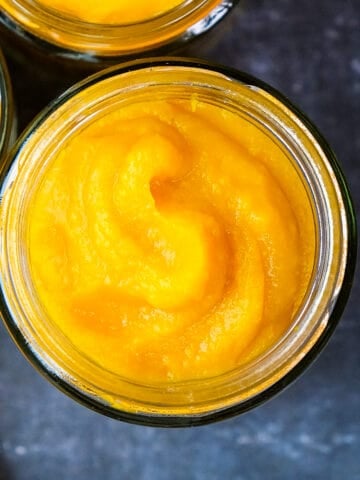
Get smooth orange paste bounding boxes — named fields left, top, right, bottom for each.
left=28, top=98, right=315, bottom=383
left=35, top=0, right=185, bottom=24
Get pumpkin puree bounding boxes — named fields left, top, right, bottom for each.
left=36, top=0, right=186, bottom=24
left=28, top=98, right=315, bottom=383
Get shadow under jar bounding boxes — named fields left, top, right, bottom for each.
left=0, top=0, right=238, bottom=66
left=0, top=58, right=356, bottom=427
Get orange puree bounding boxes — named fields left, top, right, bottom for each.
left=28, top=98, right=315, bottom=383
left=36, top=0, right=185, bottom=24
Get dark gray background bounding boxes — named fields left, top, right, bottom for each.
left=0, top=0, right=359, bottom=478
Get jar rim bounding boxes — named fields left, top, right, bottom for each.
left=0, top=0, right=238, bottom=58
left=0, top=58, right=356, bottom=426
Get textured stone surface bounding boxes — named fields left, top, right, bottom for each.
left=0, top=0, right=359, bottom=478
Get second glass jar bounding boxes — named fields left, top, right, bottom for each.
left=0, top=0, right=239, bottom=65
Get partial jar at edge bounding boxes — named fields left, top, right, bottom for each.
left=0, top=49, right=15, bottom=163
left=0, top=0, right=239, bottom=68
left=0, top=59, right=356, bottom=427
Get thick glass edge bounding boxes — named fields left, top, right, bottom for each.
left=0, top=57, right=356, bottom=427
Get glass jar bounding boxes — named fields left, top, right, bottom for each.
left=0, top=49, right=15, bottom=162
left=0, top=58, right=356, bottom=427
left=0, top=0, right=239, bottom=66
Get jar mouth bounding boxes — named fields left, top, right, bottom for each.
left=0, top=58, right=356, bottom=426
left=0, top=50, right=13, bottom=161
left=0, top=0, right=237, bottom=57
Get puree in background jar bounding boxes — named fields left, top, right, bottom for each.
left=0, top=60, right=354, bottom=425
left=36, top=0, right=185, bottom=24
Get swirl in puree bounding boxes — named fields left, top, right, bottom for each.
left=28, top=98, right=315, bottom=383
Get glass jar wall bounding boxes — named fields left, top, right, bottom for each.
left=0, top=58, right=356, bottom=426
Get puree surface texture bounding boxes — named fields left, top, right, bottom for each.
left=28, top=98, right=315, bottom=382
